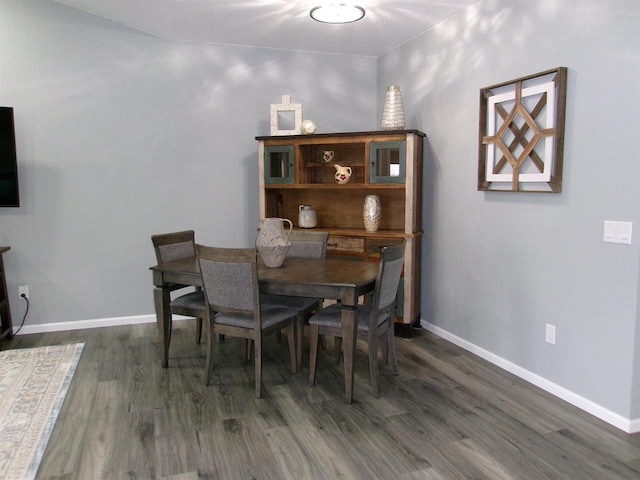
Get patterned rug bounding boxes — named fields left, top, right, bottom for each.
left=0, top=343, right=84, bottom=480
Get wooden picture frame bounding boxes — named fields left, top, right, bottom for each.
left=478, top=67, right=567, bottom=193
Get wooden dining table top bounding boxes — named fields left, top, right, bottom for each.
left=151, top=255, right=379, bottom=300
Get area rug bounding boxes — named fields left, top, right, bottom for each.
left=0, top=343, right=84, bottom=480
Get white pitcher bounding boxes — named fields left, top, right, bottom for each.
left=334, top=164, right=352, bottom=184
left=256, top=218, right=292, bottom=267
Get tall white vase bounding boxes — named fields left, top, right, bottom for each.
left=381, top=85, right=406, bottom=130
left=363, top=195, right=381, bottom=232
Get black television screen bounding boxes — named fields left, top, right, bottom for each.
left=0, top=107, right=19, bottom=207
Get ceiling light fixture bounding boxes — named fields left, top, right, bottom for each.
left=310, top=4, right=366, bottom=24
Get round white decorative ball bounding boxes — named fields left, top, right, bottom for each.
left=300, top=119, right=317, bottom=135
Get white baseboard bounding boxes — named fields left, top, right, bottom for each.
left=421, top=321, right=639, bottom=434
left=13, top=314, right=160, bottom=335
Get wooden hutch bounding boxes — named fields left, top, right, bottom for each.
left=256, top=130, right=424, bottom=330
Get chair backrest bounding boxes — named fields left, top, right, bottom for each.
left=370, top=243, right=405, bottom=323
left=287, top=230, right=329, bottom=259
left=151, top=230, right=196, bottom=263
left=196, top=245, right=259, bottom=316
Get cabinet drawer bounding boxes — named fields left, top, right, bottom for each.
left=327, top=236, right=364, bottom=253
left=365, top=237, right=404, bottom=255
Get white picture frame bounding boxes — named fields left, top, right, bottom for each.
left=270, top=95, right=302, bottom=136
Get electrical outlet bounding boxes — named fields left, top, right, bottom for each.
left=19, top=285, right=29, bottom=299
left=545, top=324, right=556, bottom=345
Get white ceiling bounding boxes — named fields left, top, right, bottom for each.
left=51, top=0, right=481, bottom=57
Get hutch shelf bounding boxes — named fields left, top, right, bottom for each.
left=257, top=130, right=425, bottom=329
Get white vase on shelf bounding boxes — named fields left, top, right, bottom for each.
left=363, top=195, right=381, bottom=232
left=381, top=85, right=406, bottom=130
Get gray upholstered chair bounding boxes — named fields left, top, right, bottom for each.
left=151, top=230, right=206, bottom=344
left=260, top=230, right=329, bottom=367
left=287, top=230, right=330, bottom=258
left=196, top=245, right=300, bottom=398
left=260, top=230, right=329, bottom=313
left=308, top=243, right=405, bottom=397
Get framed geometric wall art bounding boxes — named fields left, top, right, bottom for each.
left=478, top=67, right=568, bottom=193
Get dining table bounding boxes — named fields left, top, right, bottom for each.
left=150, top=255, right=379, bottom=403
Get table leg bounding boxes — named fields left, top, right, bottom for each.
left=340, top=304, right=358, bottom=404
left=153, top=286, right=172, bottom=368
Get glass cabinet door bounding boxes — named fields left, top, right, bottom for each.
left=264, top=145, right=295, bottom=184
left=370, top=141, right=406, bottom=183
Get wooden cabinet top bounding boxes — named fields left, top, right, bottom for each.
left=256, top=129, right=425, bottom=141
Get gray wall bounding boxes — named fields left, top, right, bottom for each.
left=377, top=0, right=640, bottom=423
left=0, top=2, right=376, bottom=323
left=2, top=0, right=639, bottom=428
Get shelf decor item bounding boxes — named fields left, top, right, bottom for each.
left=270, top=95, right=302, bottom=136
left=300, top=119, right=317, bottom=134
left=256, top=218, right=292, bottom=267
left=334, top=164, right=352, bottom=184
left=381, top=85, right=406, bottom=130
left=298, top=205, right=317, bottom=228
left=363, top=194, right=381, bottom=232
left=478, top=67, right=567, bottom=193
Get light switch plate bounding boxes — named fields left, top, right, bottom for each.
left=603, top=221, right=632, bottom=245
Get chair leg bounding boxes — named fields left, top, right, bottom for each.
left=204, top=320, right=215, bottom=386
left=380, top=329, right=389, bottom=365
left=309, top=324, right=320, bottom=386
left=304, top=309, right=326, bottom=351
left=368, top=334, right=380, bottom=398
left=196, top=317, right=203, bottom=344
left=334, top=337, right=342, bottom=365
left=254, top=336, right=262, bottom=398
left=287, top=324, right=297, bottom=374
left=388, top=326, right=398, bottom=375
left=241, top=339, right=253, bottom=363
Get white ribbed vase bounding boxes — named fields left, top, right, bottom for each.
left=363, top=195, right=381, bottom=232
left=381, top=85, right=406, bottom=130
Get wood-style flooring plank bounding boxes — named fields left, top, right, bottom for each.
left=4, top=321, right=639, bottom=480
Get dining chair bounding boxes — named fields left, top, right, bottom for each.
left=196, top=245, right=300, bottom=398
left=260, top=230, right=330, bottom=367
left=308, top=243, right=405, bottom=397
left=260, top=230, right=329, bottom=312
left=287, top=230, right=330, bottom=258
left=151, top=230, right=206, bottom=344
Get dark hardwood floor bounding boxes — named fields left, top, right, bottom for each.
left=5, top=321, right=640, bottom=479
